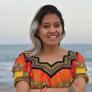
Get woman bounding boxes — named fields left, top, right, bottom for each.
left=12, top=5, right=89, bottom=92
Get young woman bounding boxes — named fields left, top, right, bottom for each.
left=12, top=5, right=89, bottom=92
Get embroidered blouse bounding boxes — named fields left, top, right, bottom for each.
left=12, top=50, right=89, bottom=89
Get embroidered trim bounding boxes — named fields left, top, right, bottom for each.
left=25, top=50, right=76, bottom=77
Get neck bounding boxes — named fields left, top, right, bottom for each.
left=41, top=44, right=61, bottom=55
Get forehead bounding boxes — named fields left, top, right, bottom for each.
left=41, top=14, right=61, bottom=24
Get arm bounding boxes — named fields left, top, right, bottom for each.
left=68, top=52, right=89, bottom=92
left=40, top=87, right=68, bottom=92
left=16, top=81, right=30, bottom=92
left=12, top=53, right=31, bottom=92
left=40, top=87, right=48, bottom=92
left=69, top=76, right=87, bottom=92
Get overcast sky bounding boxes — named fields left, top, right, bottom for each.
left=0, top=0, right=92, bottom=44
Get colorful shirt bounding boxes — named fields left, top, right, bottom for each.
left=12, top=50, right=89, bottom=89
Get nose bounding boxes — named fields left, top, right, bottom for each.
left=49, top=26, right=56, bottom=33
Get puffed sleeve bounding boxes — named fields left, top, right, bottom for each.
left=12, top=53, right=31, bottom=87
left=75, top=52, right=89, bottom=83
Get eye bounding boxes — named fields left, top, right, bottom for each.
left=42, top=25, right=49, bottom=29
left=54, top=24, right=61, bottom=28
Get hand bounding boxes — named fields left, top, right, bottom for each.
left=40, top=87, right=48, bottom=92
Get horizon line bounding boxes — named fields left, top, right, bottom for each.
left=0, top=43, right=92, bottom=45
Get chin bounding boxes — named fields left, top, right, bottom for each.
left=46, top=42, right=59, bottom=46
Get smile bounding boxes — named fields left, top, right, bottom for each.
left=48, top=35, right=58, bottom=40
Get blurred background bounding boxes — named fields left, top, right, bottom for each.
left=0, top=0, right=92, bottom=92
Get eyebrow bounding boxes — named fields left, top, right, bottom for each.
left=41, top=21, right=61, bottom=25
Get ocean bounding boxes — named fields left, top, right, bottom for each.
left=0, top=44, right=92, bottom=92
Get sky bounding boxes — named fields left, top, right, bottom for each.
left=0, top=0, right=92, bottom=44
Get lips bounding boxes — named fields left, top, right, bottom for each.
left=48, top=34, right=58, bottom=40
left=48, top=33, right=58, bottom=36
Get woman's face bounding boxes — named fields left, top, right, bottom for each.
left=38, top=14, right=63, bottom=46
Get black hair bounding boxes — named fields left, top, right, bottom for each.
left=34, top=4, right=65, bottom=37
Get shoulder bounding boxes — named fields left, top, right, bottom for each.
left=13, top=51, right=33, bottom=72
left=75, top=51, right=85, bottom=61
left=17, top=50, right=33, bottom=58
left=68, top=50, right=85, bottom=61
left=15, top=50, right=33, bottom=64
left=15, top=52, right=26, bottom=64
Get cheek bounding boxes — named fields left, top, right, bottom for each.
left=57, top=27, right=63, bottom=33
left=39, top=30, right=47, bottom=39
left=57, top=29, right=63, bottom=36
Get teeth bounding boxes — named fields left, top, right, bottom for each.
left=48, top=35, right=57, bottom=40
left=49, top=35, right=57, bottom=37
